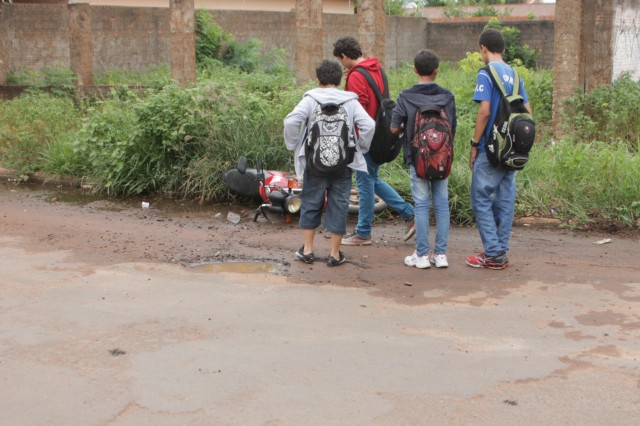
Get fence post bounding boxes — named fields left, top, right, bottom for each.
left=357, top=0, right=385, bottom=66
left=552, top=0, right=620, bottom=138
left=0, top=4, right=6, bottom=85
left=68, top=2, right=94, bottom=87
left=170, top=0, right=196, bottom=85
left=295, top=0, right=323, bottom=83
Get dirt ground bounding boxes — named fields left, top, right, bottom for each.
left=1, top=174, right=638, bottom=301
left=1, top=172, right=640, bottom=425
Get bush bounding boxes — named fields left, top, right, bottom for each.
left=485, top=18, right=539, bottom=69
left=385, top=0, right=406, bottom=16
left=195, top=11, right=290, bottom=75
left=561, top=74, right=640, bottom=152
left=94, top=65, right=171, bottom=87
left=2, top=53, right=637, bottom=228
left=7, top=66, right=77, bottom=97
left=0, top=93, right=81, bottom=179
left=70, top=66, right=302, bottom=199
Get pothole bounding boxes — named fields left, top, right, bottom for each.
left=191, top=261, right=275, bottom=274
left=187, top=256, right=290, bottom=275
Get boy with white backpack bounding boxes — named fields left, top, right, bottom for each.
left=284, top=60, right=375, bottom=267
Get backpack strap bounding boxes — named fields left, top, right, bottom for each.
left=484, top=64, right=520, bottom=98
left=352, top=67, right=390, bottom=104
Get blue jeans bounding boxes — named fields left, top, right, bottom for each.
left=355, top=153, right=414, bottom=237
left=409, top=166, right=450, bottom=256
left=300, top=167, right=352, bottom=236
left=470, top=154, right=516, bottom=257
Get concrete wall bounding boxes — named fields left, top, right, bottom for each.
left=0, top=3, right=554, bottom=85
left=2, top=5, right=71, bottom=75
left=612, top=0, right=640, bottom=80
left=208, top=11, right=426, bottom=70
left=67, top=0, right=355, bottom=14
left=91, top=6, right=171, bottom=74
left=426, top=20, right=555, bottom=69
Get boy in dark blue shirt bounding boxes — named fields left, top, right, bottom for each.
left=391, top=49, right=457, bottom=269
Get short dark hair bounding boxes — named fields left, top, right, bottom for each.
left=332, top=36, right=362, bottom=60
left=316, top=60, right=342, bottom=86
left=414, top=49, right=440, bottom=76
left=479, top=28, right=505, bottom=54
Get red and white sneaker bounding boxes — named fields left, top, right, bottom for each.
left=465, top=252, right=509, bottom=270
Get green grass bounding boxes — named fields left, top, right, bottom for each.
left=0, top=58, right=638, bottom=228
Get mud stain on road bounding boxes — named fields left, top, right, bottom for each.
left=575, top=310, right=633, bottom=327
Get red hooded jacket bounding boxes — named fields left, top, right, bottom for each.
left=345, top=57, right=385, bottom=119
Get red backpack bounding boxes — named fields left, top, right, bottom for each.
left=411, top=105, right=453, bottom=180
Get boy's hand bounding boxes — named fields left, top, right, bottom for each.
left=469, top=147, right=478, bottom=170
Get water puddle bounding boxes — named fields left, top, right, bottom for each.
left=46, top=191, right=100, bottom=205
left=190, top=261, right=276, bottom=274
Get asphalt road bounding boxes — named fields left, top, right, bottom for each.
left=1, top=179, right=639, bottom=425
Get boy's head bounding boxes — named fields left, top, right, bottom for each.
left=316, top=60, right=342, bottom=87
left=332, top=36, right=363, bottom=61
left=478, top=28, right=505, bottom=55
left=414, top=49, right=440, bottom=77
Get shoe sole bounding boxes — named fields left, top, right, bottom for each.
left=465, top=259, right=483, bottom=268
left=402, top=228, right=416, bottom=241
left=327, top=255, right=346, bottom=267
left=295, top=250, right=314, bottom=264
left=483, top=263, right=508, bottom=270
left=341, top=240, right=372, bottom=246
left=405, top=259, right=430, bottom=269
left=430, top=258, right=448, bottom=268
left=465, top=259, right=508, bottom=269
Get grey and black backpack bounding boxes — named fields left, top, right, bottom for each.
left=305, top=98, right=354, bottom=177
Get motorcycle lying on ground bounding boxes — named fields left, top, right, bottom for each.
left=222, top=157, right=386, bottom=222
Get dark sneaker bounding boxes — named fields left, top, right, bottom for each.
left=403, top=217, right=416, bottom=241
left=326, top=251, right=346, bottom=267
left=341, top=230, right=372, bottom=246
left=465, top=252, right=509, bottom=270
left=295, top=246, right=315, bottom=264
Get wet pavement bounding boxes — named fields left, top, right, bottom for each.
left=1, top=175, right=639, bottom=425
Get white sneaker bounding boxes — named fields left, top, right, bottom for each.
left=430, top=253, right=449, bottom=268
left=404, top=251, right=430, bottom=269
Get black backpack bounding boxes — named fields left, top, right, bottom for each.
left=352, top=68, right=403, bottom=165
left=484, top=65, right=536, bottom=171
left=411, top=105, right=454, bottom=180
left=305, top=97, right=354, bottom=177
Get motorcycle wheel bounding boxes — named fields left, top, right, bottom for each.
left=348, top=188, right=388, bottom=215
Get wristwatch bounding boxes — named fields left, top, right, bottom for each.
left=470, top=139, right=480, bottom=148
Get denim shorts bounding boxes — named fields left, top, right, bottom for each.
left=299, top=167, right=352, bottom=235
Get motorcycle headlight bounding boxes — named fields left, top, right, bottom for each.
left=285, top=195, right=302, bottom=214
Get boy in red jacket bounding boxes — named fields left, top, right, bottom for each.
left=332, top=36, right=415, bottom=246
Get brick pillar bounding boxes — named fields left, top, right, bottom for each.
left=552, top=0, right=614, bottom=137
left=68, top=3, right=94, bottom=87
left=584, top=0, right=613, bottom=91
left=357, top=0, right=385, bottom=66
left=295, top=0, right=323, bottom=83
left=552, top=0, right=583, bottom=136
left=170, top=0, right=196, bottom=85
left=0, top=4, right=6, bottom=84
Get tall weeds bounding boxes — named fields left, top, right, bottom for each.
left=0, top=43, right=638, bottom=227
left=0, top=93, right=81, bottom=179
